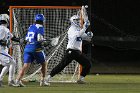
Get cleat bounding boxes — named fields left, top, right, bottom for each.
left=8, top=83, right=20, bottom=87
left=40, top=80, right=50, bottom=86
left=16, top=80, right=26, bottom=87
left=8, top=80, right=19, bottom=87
left=77, top=80, right=86, bottom=84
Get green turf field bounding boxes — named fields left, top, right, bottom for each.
left=1, top=74, right=140, bottom=93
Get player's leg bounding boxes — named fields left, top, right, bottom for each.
left=46, top=49, right=73, bottom=83
left=15, top=51, right=32, bottom=87
left=0, top=52, right=11, bottom=86
left=40, top=62, right=50, bottom=86
left=16, top=63, right=31, bottom=87
left=41, top=62, right=46, bottom=81
left=0, top=65, right=9, bottom=81
left=8, top=57, right=18, bottom=86
left=74, top=50, right=91, bottom=84
left=35, top=51, right=50, bottom=86
left=0, top=65, right=9, bottom=87
left=0, top=53, right=10, bottom=80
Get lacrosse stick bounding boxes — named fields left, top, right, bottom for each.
left=50, top=36, right=60, bottom=46
left=81, top=5, right=89, bottom=23
left=13, top=33, right=64, bottom=47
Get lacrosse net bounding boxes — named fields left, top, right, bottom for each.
left=10, top=6, right=83, bottom=82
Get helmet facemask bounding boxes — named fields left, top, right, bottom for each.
left=0, top=14, right=9, bottom=27
left=72, top=18, right=80, bottom=27
left=70, top=15, right=80, bottom=27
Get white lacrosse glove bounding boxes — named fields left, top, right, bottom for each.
left=83, top=20, right=90, bottom=29
left=87, top=32, right=93, bottom=38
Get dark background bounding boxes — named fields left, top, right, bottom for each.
left=1, top=0, right=140, bottom=74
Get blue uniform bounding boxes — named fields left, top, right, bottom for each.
left=24, top=24, right=46, bottom=63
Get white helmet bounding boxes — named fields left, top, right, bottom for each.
left=70, top=15, right=80, bottom=27
left=0, top=14, right=9, bottom=24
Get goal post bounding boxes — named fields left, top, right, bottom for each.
left=10, top=6, right=82, bottom=82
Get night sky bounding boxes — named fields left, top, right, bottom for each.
left=92, top=0, right=140, bottom=36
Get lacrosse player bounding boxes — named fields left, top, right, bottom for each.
left=46, top=6, right=93, bottom=85
left=15, top=14, right=50, bottom=87
left=0, top=14, right=20, bottom=87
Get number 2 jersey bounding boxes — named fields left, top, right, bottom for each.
left=24, top=24, right=44, bottom=52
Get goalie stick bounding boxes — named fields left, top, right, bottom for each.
left=81, top=5, right=89, bottom=22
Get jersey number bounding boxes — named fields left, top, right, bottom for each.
left=25, top=32, right=35, bottom=42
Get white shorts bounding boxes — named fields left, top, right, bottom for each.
left=0, top=49, right=12, bottom=66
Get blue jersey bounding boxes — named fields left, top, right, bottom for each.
left=24, top=24, right=44, bottom=52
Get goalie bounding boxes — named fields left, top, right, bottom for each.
left=46, top=6, right=93, bottom=85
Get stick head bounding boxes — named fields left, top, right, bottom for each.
left=51, top=36, right=60, bottom=46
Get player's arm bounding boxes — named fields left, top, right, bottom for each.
left=10, top=32, right=21, bottom=43
left=79, top=20, right=90, bottom=36
left=81, top=32, right=93, bottom=42
left=37, top=27, right=59, bottom=47
left=0, top=29, right=6, bottom=46
left=37, top=33, right=44, bottom=42
left=38, top=34, right=51, bottom=47
left=37, top=27, right=50, bottom=46
left=11, top=35, right=27, bottom=44
left=37, top=33, right=45, bottom=43
left=11, top=36, right=20, bottom=42
left=37, top=26, right=45, bottom=42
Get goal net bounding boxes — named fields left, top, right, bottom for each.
left=10, top=6, right=81, bottom=82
